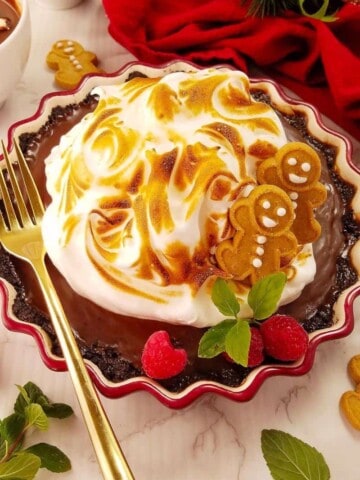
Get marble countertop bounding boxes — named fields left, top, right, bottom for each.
left=0, top=1, right=359, bottom=478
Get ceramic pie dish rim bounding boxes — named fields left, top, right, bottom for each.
left=1, top=59, right=359, bottom=409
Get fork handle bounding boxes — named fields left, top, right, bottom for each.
left=31, top=257, right=135, bottom=480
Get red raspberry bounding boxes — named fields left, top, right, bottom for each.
left=223, top=327, right=264, bottom=367
left=247, top=327, right=265, bottom=367
left=260, top=315, right=309, bottom=362
left=141, top=331, right=188, bottom=379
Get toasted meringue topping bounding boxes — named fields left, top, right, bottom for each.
left=42, top=68, right=316, bottom=327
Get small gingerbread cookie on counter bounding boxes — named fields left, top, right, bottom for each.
left=348, top=354, right=360, bottom=386
left=46, top=39, right=103, bottom=89
left=340, top=355, right=360, bottom=431
left=340, top=390, right=360, bottom=431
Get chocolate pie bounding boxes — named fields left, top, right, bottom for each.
left=2, top=63, right=360, bottom=398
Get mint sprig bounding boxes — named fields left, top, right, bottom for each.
left=261, top=429, right=331, bottom=480
left=14, top=382, right=73, bottom=419
left=0, top=382, right=73, bottom=479
left=198, top=272, right=286, bottom=366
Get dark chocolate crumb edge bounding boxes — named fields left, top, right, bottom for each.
left=18, top=93, right=99, bottom=157
left=1, top=87, right=359, bottom=393
left=251, top=89, right=360, bottom=334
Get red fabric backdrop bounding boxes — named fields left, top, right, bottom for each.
left=102, top=0, right=360, bottom=140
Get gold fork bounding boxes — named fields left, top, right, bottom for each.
left=0, top=140, right=135, bottom=480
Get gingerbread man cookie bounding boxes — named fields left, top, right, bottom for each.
left=46, top=40, right=103, bottom=89
left=348, top=354, right=360, bottom=385
left=257, top=142, right=327, bottom=245
left=340, top=354, right=360, bottom=431
left=215, top=184, right=298, bottom=285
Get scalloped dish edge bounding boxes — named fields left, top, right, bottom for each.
left=1, top=60, right=360, bottom=408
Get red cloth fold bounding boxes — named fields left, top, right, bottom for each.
left=102, top=0, right=360, bottom=140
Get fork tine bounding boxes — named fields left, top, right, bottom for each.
left=0, top=161, right=20, bottom=231
left=13, top=140, right=45, bottom=220
left=1, top=140, right=32, bottom=228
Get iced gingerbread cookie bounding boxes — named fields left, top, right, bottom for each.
left=340, top=391, right=360, bottom=430
left=340, top=355, right=360, bottom=431
left=46, top=40, right=103, bottom=89
left=348, top=354, right=360, bottom=385
left=215, top=184, right=298, bottom=285
left=257, top=142, right=327, bottom=245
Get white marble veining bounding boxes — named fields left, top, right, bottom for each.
left=0, top=1, right=360, bottom=478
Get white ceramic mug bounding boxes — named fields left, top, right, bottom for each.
left=35, top=0, right=83, bottom=9
left=0, top=0, right=31, bottom=108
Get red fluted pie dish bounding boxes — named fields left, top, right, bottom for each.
left=1, top=61, right=359, bottom=408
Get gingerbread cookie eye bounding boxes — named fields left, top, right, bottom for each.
left=287, top=157, right=297, bottom=166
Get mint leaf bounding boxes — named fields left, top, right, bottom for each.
left=24, top=405, right=48, bottom=432
left=211, top=278, right=240, bottom=317
left=1, top=382, right=73, bottom=477
left=198, top=319, right=237, bottom=358
left=15, top=386, right=31, bottom=409
left=0, top=414, right=25, bottom=446
left=248, top=272, right=286, bottom=320
left=261, top=429, right=331, bottom=480
left=25, top=443, right=71, bottom=473
left=42, top=403, right=73, bottom=420
left=225, top=320, right=251, bottom=367
left=0, top=437, right=6, bottom=461
left=0, top=452, right=41, bottom=480
left=15, top=382, right=73, bottom=419
left=15, top=383, right=49, bottom=415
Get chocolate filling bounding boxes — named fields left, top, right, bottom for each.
left=1, top=84, right=359, bottom=393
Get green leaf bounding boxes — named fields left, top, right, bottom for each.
left=15, top=382, right=73, bottom=420
left=0, top=414, right=26, bottom=446
left=24, top=405, right=48, bottom=432
left=0, top=382, right=73, bottom=478
left=14, top=387, right=31, bottom=410
left=211, top=278, right=240, bottom=317
left=198, top=319, right=237, bottom=358
left=225, top=320, right=251, bottom=367
left=261, top=429, right=331, bottom=480
left=0, top=452, right=41, bottom=480
left=248, top=272, right=286, bottom=320
left=0, top=439, right=6, bottom=462
left=298, top=0, right=338, bottom=22
left=25, top=443, right=71, bottom=473
left=14, top=384, right=49, bottom=416
left=42, top=403, right=74, bottom=420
